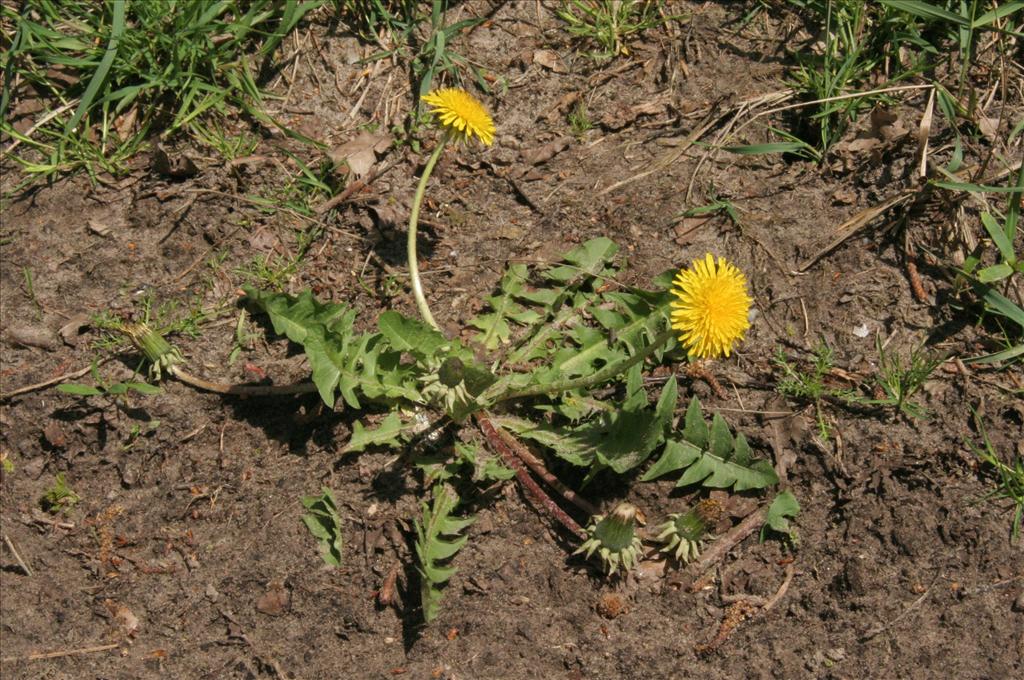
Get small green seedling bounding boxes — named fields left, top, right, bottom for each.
left=301, top=488, right=344, bottom=567
left=774, top=341, right=841, bottom=439
left=412, top=0, right=488, bottom=98
left=58, top=362, right=161, bottom=399
left=227, top=309, right=257, bottom=366
left=22, top=267, right=43, bottom=319
left=568, top=101, right=594, bottom=136
left=41, top=473, right=80, bottom=514
left=679, top=193, right=742, bottom=230
left=121, top=420, right=161, bottom=451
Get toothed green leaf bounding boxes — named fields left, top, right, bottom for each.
left=761, top=490, right=801, bottom=541
left=378, top=311, right=448, bottom=360
left=491, top=370, right=676, bottom=474
left=682, top=397, right=708, bottom=448
left=414, top=485, right=474, bottom=623
left=243, top=286, right=350, bottom=345
left=708, top=413, right=734, bottom=459
left=469, top=264, right=540, bottom=350
left=641, top=438, right=701, bottom=481
left=344, top=411, right=414, bottom=453
left=243, top=289, right=425, bottom=409
left=544, top=237, right=619, bottom=283
left=301, top=488, right=343, bottom=567
left=644, top=397, right=779, bottom=491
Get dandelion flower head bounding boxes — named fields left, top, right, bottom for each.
left=670, top=253, right=752, bottom=359
left=421, top=87, right=495, bottom=146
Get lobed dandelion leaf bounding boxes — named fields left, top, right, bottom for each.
left=643, top=397, right=778, bottom=491
left=414, top=485, right=474, bottom=623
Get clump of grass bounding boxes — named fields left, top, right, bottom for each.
left=332, top=0, right=418, bottom=43
left=567, top=100, right=594, bottom=136
left=955, top=167, right=1024, bottom=367
left=774, top=340, right=840, bottom=438
left=971, top=409, right=1024, bottom=544
left=1, top=0, right=323, bottom=186
left=775, top=337, right=943, bottom=424
left=765, top=0, right=1020, bottom=155
left=866, top=337, right=943, bottom=420
left=783, top=1, right=928, bottom=151
left=841, top=336, right=944, bottom=420
left=334, top=0, right=490, bottom=103
left=556, top=0, right=675, bottom=60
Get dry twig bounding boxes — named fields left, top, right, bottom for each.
left=1, top=643, right=119, bottom=664
left=2, top=533, right=32, bottom=576
left=0, top=360, right=111, bottom=401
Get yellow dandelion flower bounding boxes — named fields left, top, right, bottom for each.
left=421, top=87, right=495, bottom=146
left=670, top=253, right=752, bottom=359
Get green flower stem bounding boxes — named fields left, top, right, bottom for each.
left=490, top=327, right=676, bottom=404
left=408, top=133, right=450, bottom=331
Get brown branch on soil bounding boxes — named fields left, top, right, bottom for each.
left=487, top=421, right=599, bottom=516
left=0, top=359, right=112, bottom=401
left=720, top=563, right=796, bottom=612
left=315, top=157, right=401, bottom=215
left=905, top=258, right=929, bottom=303
left=694, top=600, right=758, bottom=656
left=475, top=414, right=586, bottom=539
left=0, top=642, right=120, bottom=663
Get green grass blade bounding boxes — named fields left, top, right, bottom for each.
left=65, top=0, right=126, bottom=135
left=1006, top=165, right=1023, bottom=234
left=972, top=280, right=1024, bottom=330
left=877, top=1, right=969, bottom=26
left=932, top=181, right=1024, bottom=194
left=972, top=1, right=1024, bottom=28
left=723, top=142, right=813, bottom=155
left=977, top=263, right=1014, bottom=282
left=980, top=212, right=1017, bottom=265
left=964, top=343, right=1024, bottom=365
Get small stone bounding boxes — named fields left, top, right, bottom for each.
left=1012, top=592, right=1024, bottom=613
left=7, top=325, right=58, bottom=351
left=255, top=580, right=290, bottom=616
left=59, top=314, right=91, bottom=346
left=42, top=421, right=66, bottom=449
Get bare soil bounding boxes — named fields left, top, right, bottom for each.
left=2, top=2, right=1022, bottom=679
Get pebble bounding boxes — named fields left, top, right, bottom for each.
left=1012, top=592, right=1024, bottom=613
left=7, top=325, right=58, bottom=351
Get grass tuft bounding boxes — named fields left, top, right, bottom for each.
left=1, top=0, right=324, bottom=185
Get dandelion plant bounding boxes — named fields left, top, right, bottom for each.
left=74, top=87, right=793, bottom=622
